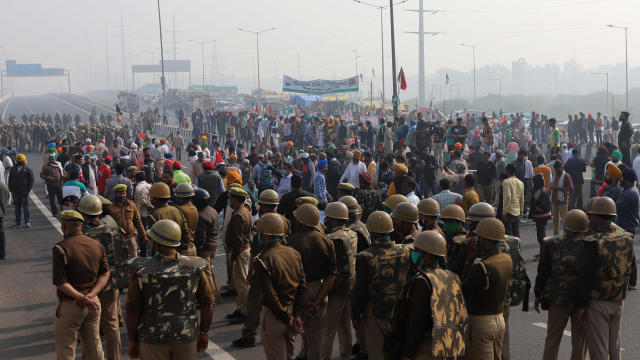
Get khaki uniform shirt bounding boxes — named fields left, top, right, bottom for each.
left=52, top=234, right=109, bottom=300
left=110, top=199, right=145, bottom=238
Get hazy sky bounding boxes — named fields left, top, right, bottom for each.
left=1, top=0, right=639, bottom=94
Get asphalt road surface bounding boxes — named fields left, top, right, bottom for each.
left=0, top=95, right=639, bottom=359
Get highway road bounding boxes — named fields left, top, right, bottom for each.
left=1, top=94, right=124, bottom=123
left=0, top=95, right=638, bottom=359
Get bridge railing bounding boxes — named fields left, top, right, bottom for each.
left=151, top=123, right=193, bottom=140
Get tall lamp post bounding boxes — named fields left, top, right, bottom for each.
left=189, top=39, right=214, bottom=95
left=238, top=27, right=277, bottom=91
left=592, top=72, right=610, bottom=115
left=353, top=0, right=407, bottom=106
left=459, top=43, right=477, bottom=105
left=353, top=49, right=363, bottom=101
left=156, top=0, right=167, bottom=111
left=607, top=24, right=629, bottom=110
left=389, top=0, right=400, bottom=118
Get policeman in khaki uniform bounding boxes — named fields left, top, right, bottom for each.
left=109, top=183, right=146, bottom=257
left=392, top=230, right=469, bottom=360
left=288, top=203, right=337, bottom=360
left=233, top=189, right=290, bottom=348
left=252, top=213, right=306, bottom=360
left=174, top=183, right=198, bottom=256
left=148, top=182, right=193, bottom=256
left=321, top=202, right=359, bottom=360
left=417, top=198, right=445, bottom=238
left=534, top=209, right=589, bottom=360
left=338, top=195, right=371, bottom=252
left=440, top=204, right=468, bottom=275
left=576, top=197, right=635, bottom=360
left=126, top=219, right=214, bottom=360
left=53, top=210, right=110, bottom=360
left=79, top=194, right=132, bottom=360
left=461, top=218, right=513, bottom=360
left=352, top=211, right=410, bottom=360
left=391, top=202, right=421, bottom=244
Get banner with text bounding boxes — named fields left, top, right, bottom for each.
left=282, top=75, right=359, bottom=95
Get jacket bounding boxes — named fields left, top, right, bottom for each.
left=8, top=165, right=34, bottom=194
left=40, top=162, right=65, bottom=187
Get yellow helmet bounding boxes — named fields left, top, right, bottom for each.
left=78, top=194, right=102, bottom=216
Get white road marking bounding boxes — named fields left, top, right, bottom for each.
left=204, top=339, right=237, bottom=359
left=1, top=96, right=13, bottom=119
left=52, top=95, right=91, bottom=115
left=29, top=191, right=62, bottom=235
left=25, top=96, right=34, bottom=115
left=532, top=322, right=571, bottom=337
left=30, top=191, right=234, bottom=359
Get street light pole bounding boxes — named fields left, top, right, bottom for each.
left=592, top=72, right=610, bottom=115
left=238, top=27, right=277, bottom=91
left=389, top=0, right=399, bottom=118
left=460, top=43, right=476, bottom=104
left=353, top=49, right=363, bottom=101
left=607, top=24, right=629, bottom=110
left=156, top=0, right=167, bottom=111
left=296, top=53, right=301, bottom=79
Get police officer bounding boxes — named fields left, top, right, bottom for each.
left=79, top=194, right=131, bottom=360
left=417, top=198, right=445, bottom=238
left=148, top=182, right=193, bottom=256
left=225, top=186, right=253, bottom=325
left=192, top=188, right=219, bottom=296
left=440, top=204, right=468, bottom=275
left=392, top=230, right=469, bottom=360
left=391, top=202, right=421, bottom=244
left=53, top=210, right=110, bottom=360
left=337, top=182, right=355, bottom=198
left=233, top=189, right=290, bottom=348
left=352, top=211, right=410, bottom=360
left=288, top=203, right=337, bottom=360
left=339, top=195, right=371, bottom=252
left=251, top=213, right=306, bottom=360
left=382, top=193, right=408, bottom=213
left=576, top=197, right=635, bottom=360
left=461, top=218, right=513, bottom=360
left=534, top=209, right=589, bottom=360
left=174, top=182, right=198, bottom=256
left=322, top=202, right=358, bottom=360
left=126, top=219, right=214, bottom=359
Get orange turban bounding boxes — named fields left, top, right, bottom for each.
left=227, top=170, right=242, bottom=185
left=353, top=150, right=362, bottom=159
left=606, top=163, right=622, bottom=180
left=393, top=163, right=408, bottom=176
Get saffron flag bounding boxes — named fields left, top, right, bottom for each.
left=398, top=67, right=407, bottom=91
left=115, top=104, right=122, bottom=123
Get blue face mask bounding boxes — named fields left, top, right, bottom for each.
left=282, top=169, right=288, bottom=175
left=410, top=250, right=424, bottom=267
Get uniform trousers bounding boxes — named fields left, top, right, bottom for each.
left=261, top=307, right=297, bottom=360
left=126, top=235, right=139, bottom=259
left=299, top=302, right=327, bottom=360
left=232, top=249, right=250, bottom=314
left=321, top=294, right=352, bottom=360
left=139, top=340, right=197, bottom=360
left=414, top=338, right=437, bottom=360
left=98, top=289, right=121, bottom=360
left=242, top=284, right=262, bottom=340
left=362, top=317, right=387, bottom=360
left=585, top=299, right=624, bottom=360
left=463, top=314, right=505, bottom=360
left=54, top=299, right=104, bottom=360
left=502, top=305, right=510, bottom=360
left=542, top=304, right=587, bottom=360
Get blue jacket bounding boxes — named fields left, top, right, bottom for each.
left=564, top=157, right=586, bottom=185
left=616, top=184, right=640, bottom=234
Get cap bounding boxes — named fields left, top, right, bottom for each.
left=295, top=196, right=319, bottom=206
left=113, top=184, right=127, bottom=192
left=127, top=166, right=137, bottom=172
left=229, top=187, right=248, bottom=198
left=60, top=210, right=84, bottom=222
left=338, top=182, right=355, bottom=191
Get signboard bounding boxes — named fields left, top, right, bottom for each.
left=132, top=60, right=191, bottom=73
left=5, top=60, right=64, bottom=77
left=274, top=107, right=295, bottom=116
left=282, top=75, right=358, bottom=95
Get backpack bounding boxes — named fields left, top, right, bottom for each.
left=259, top=163, right=272, bottom=189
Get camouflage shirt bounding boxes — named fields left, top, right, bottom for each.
left=83, top=219, right=132, bottom=291
left=327, top=226, right=358, bottom=296
left=352, top=240, right=410, bottom=320
left=504, top=235, right=531, bottom=309
left=349, top=220, right=371, bottom=252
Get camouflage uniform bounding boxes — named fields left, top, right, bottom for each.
left=387, top=268, right=469, bottom=360
left=83, top=219, right=132, bottom=360
left=349, top=220, right=371, bottom=252
left=322, top=225, right=358, bottom=360
left=446, top=233, right=468, bottom=276
left=127, top=251, right=214, bottom=358
left=501, top=235, right=531, bottom=360
left=578, top=223, right=635, bottom=360
left=534, top=233, right=587, bottom=360
left=352, top=240, right=410, bottom=360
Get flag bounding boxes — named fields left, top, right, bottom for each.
left=115, top=104, right=122, bottom=123
left=268, top=104, right=273, bottom=115
left=445, top=73, right=450, bottom=85
left=398, top=67, right=407, bottom=91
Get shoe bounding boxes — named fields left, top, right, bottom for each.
left=24, top=223, right=31, bottom=228
left=221, top=288, right=237, bottom=297
left=629, top=285, right=638, bottom=291
left=9, top=224, right=20, bottom=229
left=231, top=337, right=256, bottom=348
left=352, top=343, right=360, bottom=355
left=226, top=310, right=241, bottom=319
left=228, top=313, right=246, bottom=325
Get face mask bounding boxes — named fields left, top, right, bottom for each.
left=62, top=205, right=72, bottom=211
left=282, top=169, right=288, bottom=176
left=444, top=221, right=459, bottom=236
left=410, top=250, right=424, bottom=267
left=372, top=234, right=390, bottom=242
left=257, top=232, right=263, bottom=246
left=16, top=161, right=24, bottom=166
left=114, top=195, right=125, bottom=202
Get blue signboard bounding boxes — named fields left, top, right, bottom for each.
left=5, top=60, right=65, bottom=77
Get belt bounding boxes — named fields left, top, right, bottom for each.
left=470, top=314, right=503, bottom=321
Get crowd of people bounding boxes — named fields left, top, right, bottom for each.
left=0, top=105, right=638, bottom=360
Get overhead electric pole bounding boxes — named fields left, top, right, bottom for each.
left=390, top=0, right=399, bottom=118
left=157, top=0, right=167, bottom=111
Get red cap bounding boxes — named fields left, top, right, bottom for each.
left=164, top=159, right=174, bottom=168
left=104, top=155, right=112, bottom=161
left=173, top=161, right=182, bottom=170
left=202, top=161, right=215, bottom=171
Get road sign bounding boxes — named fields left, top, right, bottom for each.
left=5, top=60, right=64, bottom=77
